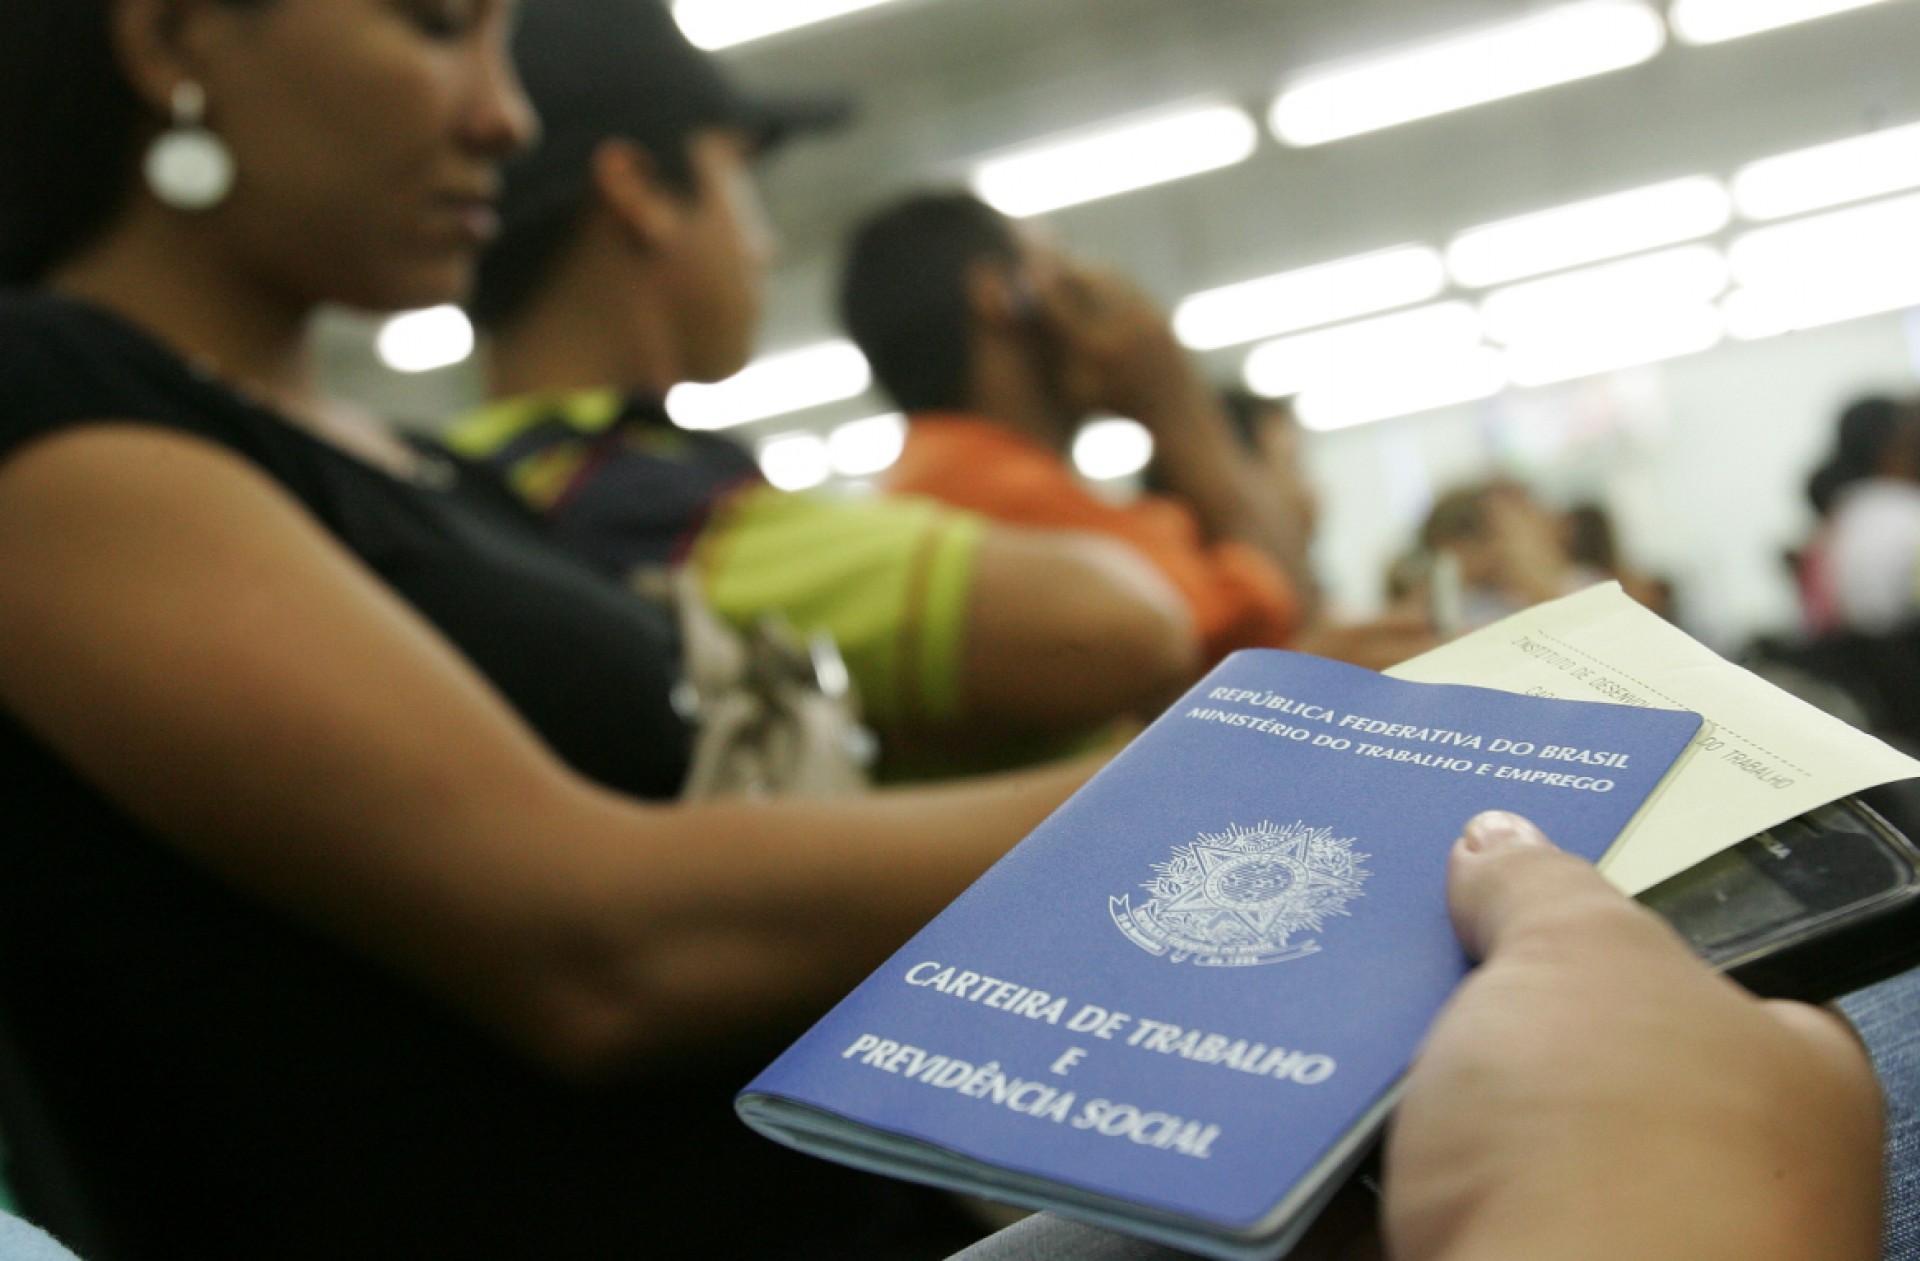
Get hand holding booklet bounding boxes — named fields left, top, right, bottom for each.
left=740, top=586, right=1920, bottom=1258
left=738, top=643, right=1705, bottom=1259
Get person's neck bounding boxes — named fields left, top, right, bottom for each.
left=486, top=279, right=682, bottom=404
left=50, top=209, right=317, bottom=412
left=964, top=340, right=1076, bottom=454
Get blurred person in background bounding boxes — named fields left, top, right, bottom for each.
left=1220, top=388, right=1321, bottom=550
left=1747, top=396, right=1920, bottom=758
left=1800, top=395, right=1920, bottom=637
left=1562, top=500, right=1674, bottom=620
left=451, top=0, right=1198, bottom=777
left=1145, top=387, right=1320, bottom=602
left=1415, top=480, right=1596, bottom=630
left=841, top=191, right=1433, bottom=673
left=0, top=1, right=1120, bottom=1255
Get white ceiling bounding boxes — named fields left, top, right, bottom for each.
left=336, top=0, right=1920, bottom=430
left=725, top=0, right=1920, bottom=402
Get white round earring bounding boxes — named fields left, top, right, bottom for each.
left=143, top=81, right=235, bottom=212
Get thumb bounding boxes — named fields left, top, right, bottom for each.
left=1447, top=810, right=1652, bottom=963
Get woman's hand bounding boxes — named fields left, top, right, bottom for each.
left=1385, top=811, right=1883, bottom=1261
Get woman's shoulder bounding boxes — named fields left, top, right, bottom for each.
left=0, top=290, right=233, bottom=469
left=0, top=287, right=132, bottom=359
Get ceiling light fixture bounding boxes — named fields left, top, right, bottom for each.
left=1725, top=272, right=1920, bottom=339
left=1669, top=0, right=1907, bottom=45
left=972, top=104, right=1259, bottom=218
left=1732, top=119, right=1920, bottom=221
left=1478, top=245, right=1730, bottom=345
left=1173, top=246, right=1446, bottom=350
left=1269, top=1, right=1665, bottom=147
left=666, top=341, right=872, bottom=432
left=1071, top=418, right=1156, bottom=481
left=672, top=0, right=901, bottom=51
left=375, top=305, right=475, bottom=374
left=757, top=432, right=833, bottom=491
left=1242, top=302, right=1485, bottom=400
left=1504, top=305, right=1724, bottom=387
left=1446, top=177, right=1730, bottom=288
left=1292, top=352, right=1508, bottom=432
left=1725, top=191, right=1920, bottom=337
left=826, top=414, right=907, bottom=478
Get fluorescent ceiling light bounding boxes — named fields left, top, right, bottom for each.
left=1446, top=177, right=1730, bottom=288
left=1725, top=191, right=1920, bottom=337
left=1669, top=0, right=1906, bottom=45
left=1293, top=351, right=1508, bottom=432
left=1505, top=304, right=1724, bottom=386
left=972, top=104, right=1258, bottom=218
left=1173, top=246, right=1446, bottom=350
left=826, top=414, right=906, bottom=477
left=1732, top=119, right=1920, bottom=221
left=666, top=341, right=871, bottom=431
left=376, top=305, right=474, bottom=374
left=1242, top=302, right=1484, bottom=400
left=1479, top=245, right=1729, bottom=345
left=1071, top=418, right=1155, bottom=481
left=757, top=432, right=832, bottom=491
left=672, top=0, right=899, bottom=51
left=1725, top=270, right=1920, bottom=338
left=1269, top=1, right=1665, bottom=147
left=1244, top=302, right=1502, bottom=430
left=1729, top=189, right=1920, bottom=286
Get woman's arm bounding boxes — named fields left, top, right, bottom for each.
left=0, top=424, right=1096, bottom=1077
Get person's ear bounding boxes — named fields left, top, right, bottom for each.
left=110, top=0, right=237, bottom=116
left=590, top=138, right=685, bottom=253
left=968, top=261, right=1027, bottom=332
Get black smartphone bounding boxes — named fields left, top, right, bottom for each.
left=1638, top=794, right=1920, bottom=1002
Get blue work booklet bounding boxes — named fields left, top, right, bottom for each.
left=739, top=651, right=1703, bottom=1259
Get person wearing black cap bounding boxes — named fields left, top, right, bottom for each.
left=466, top=0, right=847, bottom=383
left=448, top=0, right=1202, bottom=777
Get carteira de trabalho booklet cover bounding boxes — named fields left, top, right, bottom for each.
left=737, top=651, right=1704, bottom=1260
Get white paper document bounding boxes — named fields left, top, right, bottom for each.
left=1388, top=584, right=1920, bottom=892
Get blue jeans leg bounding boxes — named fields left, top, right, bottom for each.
left=1843, top=966, right=1920, bottom=1261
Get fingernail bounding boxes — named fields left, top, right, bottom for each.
left=1460, top=811, right=1545, bottom=854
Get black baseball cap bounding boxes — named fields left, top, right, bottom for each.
left=498, top=0, right=851, bottom=237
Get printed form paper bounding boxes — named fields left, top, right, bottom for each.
left=1388, top=583, right=1920, bottom=893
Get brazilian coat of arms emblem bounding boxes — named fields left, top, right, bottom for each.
left=1109, top=821, right=1370, bottom=966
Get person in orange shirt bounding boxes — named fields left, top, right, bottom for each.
left=841, top=191, right=1431, bottom=670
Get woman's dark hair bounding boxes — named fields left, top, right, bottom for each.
left=1563, top=502, right=1619, bottom=572
left=1419, top=479, right=1533, bottom=552
left=0, top=0, right=265, bottom=288
left=1216, top=386, right=1292, bottom=453
left=838, top=191, right=1021, bottom=413
left=1807, top=395, right=1905, bottom=516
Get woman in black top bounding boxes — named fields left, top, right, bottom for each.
left=0, top=2, right=1095, bottom=1257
